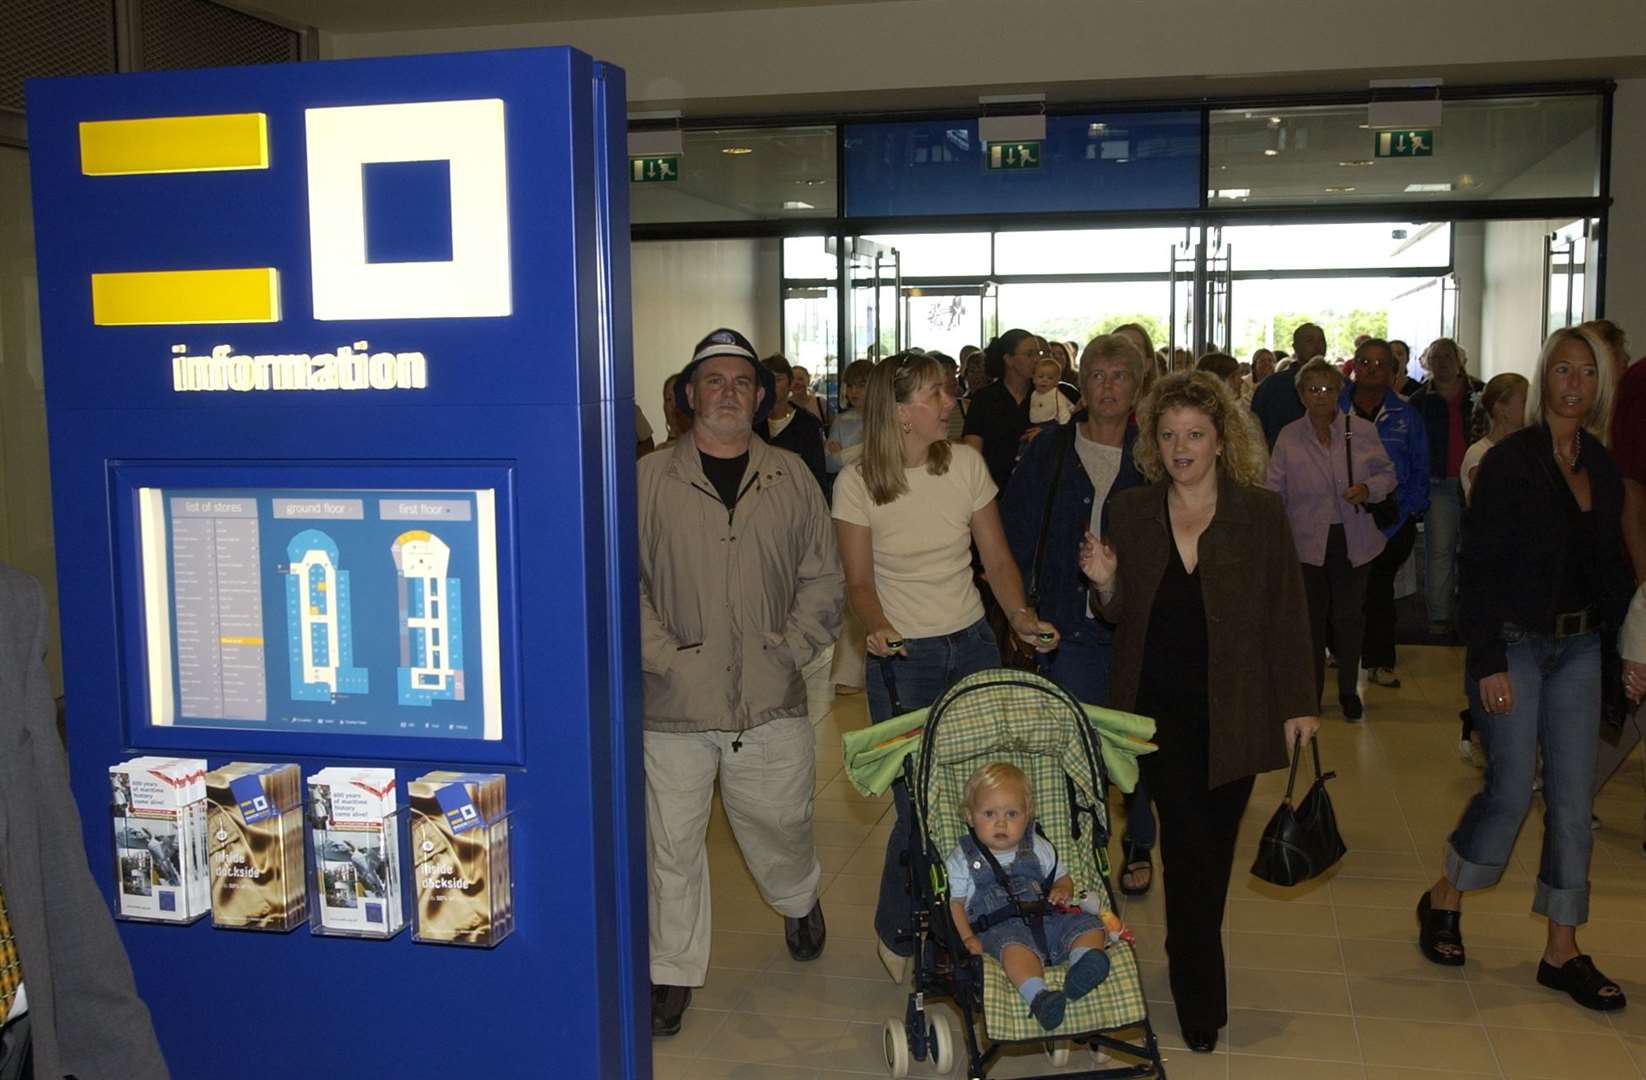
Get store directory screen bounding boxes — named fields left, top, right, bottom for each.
left=136, top=487, right=503, bottom=741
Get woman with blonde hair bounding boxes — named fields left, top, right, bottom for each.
left=833, top=350, right=1059, bottom=975
left=1422, top=326, right=1632, bottom=1012
left=1003, top=334, right=1155, bottom=893
left=1079, top=371, right=1317, bottom=1053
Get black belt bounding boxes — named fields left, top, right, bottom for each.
left=1552, top=608, right=1600, bottom=639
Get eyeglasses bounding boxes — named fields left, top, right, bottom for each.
left=1300, top=384, right=1338, bottom=395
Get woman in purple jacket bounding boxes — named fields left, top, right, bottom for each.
left=1267, top=358, right=1396, bottom=720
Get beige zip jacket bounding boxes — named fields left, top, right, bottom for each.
left=638, top=435, right=843, bottom=733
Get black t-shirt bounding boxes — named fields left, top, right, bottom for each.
left=961, top=379, right=1032, bottom=492
left=700, top=450, right=750, bottom=511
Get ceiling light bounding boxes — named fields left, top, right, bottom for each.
left=1088, top=122, right=1107, bottom=135
left=783, top=200, right=815, bottom=211
left=1268, top=116, right=1283, bottom=126
left=721, top=146, right=753, bottom=155
left=1214, top=188, right=1251, bottom=199
left=1404, top=182, right=1453, bottom=192
left=1325, top=185, right=1357, bottom=193
left=1263, top=149, right=1279, bottom=156
left=1338, top=159, right=1375, bottom=167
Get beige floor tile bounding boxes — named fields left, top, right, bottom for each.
left=1622, top=1035, right=1646, bottom=1074
left=1458, top=945, right=1546, bottom=987
left=1227, top=930, right=1345, bottom=974
left=1227, top=969, right=1353, bottom=1015
left=1225, top=1008, right=1360, bottom=1063
left=1331, top=874, right=1428, bottom=910
left=709, top=930, right=786, bottom=971
left=1356, top=1017, right=1496, bottom=1073
left=1467, top=980, right=1618, bottom=1036
left=819, top=872, right=880, bottom=907
left=1347, top=975, right=1478, bottom=1023
left=765, top=937, right=890, bottom=982
left=1147, top=1050, right=1230, bottom=1079
left=811, top=819, right=878, bottom=849
left=1362, top=1065, right=1496, bottom=1078
left=1229, top=872, right=1333, bottom=905
left=1335, top=901, right=1416, bottom=943
left=654, top=1006, right=734, bottom=1058
left=1336, top=849, right=1431, bottom=880
left=711, top=896, right=783, bottom=932
left=1487, top=1025, right=1642, bottom=1079
left=840, top=841, right=885, bottom=879
left=1227, top=1054, right=1363, bottom=1079
left=1228, top=898, right=1339, bottom=937
left=810, top=798, right=890, bottom=827
left=705, top=1015, right=889, bottom=1073
left=819, top=900, right=877, bottom=942
left=1137, top=959, right=1173, bottom=1004
left=737, top=969, right=907, bottom=1023
left=681, top=1059, right=822, bottom=1080
left=1339, top=937, right=1466, bottom=981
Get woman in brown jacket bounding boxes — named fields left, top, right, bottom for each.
left=1079, top=371, right=1319, bottom=1053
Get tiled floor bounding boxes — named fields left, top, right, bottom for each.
left=652, top=646, right=1646, bottom=1079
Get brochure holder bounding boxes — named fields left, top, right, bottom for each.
left=409, top=803, right=518, bottom=948
left=306, top=799, right=411, bottom=940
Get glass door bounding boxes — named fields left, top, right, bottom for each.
left=843, top=237, right=901, bottom=362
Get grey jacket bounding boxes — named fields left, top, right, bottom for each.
left=0, top=563, right=168, bottom=1079
left=638, top=435, right=844, bottom=733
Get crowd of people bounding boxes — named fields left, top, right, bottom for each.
left=635, top=316, right=1646, bottom=1047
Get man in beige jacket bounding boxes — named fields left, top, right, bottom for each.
left=638, top=328, right=844, bottom=1037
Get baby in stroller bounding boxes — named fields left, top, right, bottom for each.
left=946, top=761, right=1112, bottom=1030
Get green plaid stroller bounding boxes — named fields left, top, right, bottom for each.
left=843, top=668, right=1165, bottom=1079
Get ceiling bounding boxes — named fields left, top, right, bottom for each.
left=236, top=0, right=881, bottom=34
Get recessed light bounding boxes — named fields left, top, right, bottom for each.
left=782, top=200, right=815, bottom=210
left=1214, top=188, right=1251, bottom=199
left=1263, top=149, right=1279, bottom=157
left=1404, top=182, right=1454, bottom=192
left=1338, top=159, right=1375, bottom=167
left=1088, top=122, right=1107, bottom=135
left=1268, top=116, right=1283, bottom=125
left=1325, top=185, right=1356, bottom=193
left=721, top=146, right=753, bottom=155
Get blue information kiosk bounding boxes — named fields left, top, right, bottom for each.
left=26, top=47, right=648, bottom=1078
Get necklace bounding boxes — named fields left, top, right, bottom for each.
left=1553, top=432, right=1582, bottom=474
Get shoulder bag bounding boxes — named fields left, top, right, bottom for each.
left=1250, top=735, right=1347, bottom=887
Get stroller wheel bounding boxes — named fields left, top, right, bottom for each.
left=1045, top=1043, right=1071, bottom=1067
left=882, top=1018, right=911, bottom=1078
left=928, top=1010, right=957, bottom=1074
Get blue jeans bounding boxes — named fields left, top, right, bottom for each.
left=1447, top=628, right=1601, bottom=926
left=1042, top=625, right=1155, bottom=852
left=868, top=619, right=999, bottom=952
left=1425, top=478, right=1463, bottom=626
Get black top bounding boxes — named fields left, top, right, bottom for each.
left=755, top=407, right=828, bottom=493
left=1252, top=363, right=1305, bottom=449
left=1407, top=377, right=1484, bottom=479
left=1459, top=423, right=1634, bottom=681
left=961, top=379, right=1032, bottom=491
left=700, top=450, right=749, bottom=511
left=1136, top=524, right=1210, bottom=732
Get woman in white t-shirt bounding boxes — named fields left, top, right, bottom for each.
left=1460, top=373, right=1530, bottom=503
left=1456, top=371, right=1529, bottom=766
left=833, top=350, right=1059, bottom=974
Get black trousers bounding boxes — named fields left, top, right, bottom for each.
left=1140, top=729, right=1255, bottom=1033
left=1302, top=524, right=1372, bottom=702
left=1361, top=517, right=1418, bottom=670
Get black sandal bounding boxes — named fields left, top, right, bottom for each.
left=1537, top=954, right=1628, bottom=1012
left=1118, top=842, right=1153, bottom=897
left=1416, top=891, right=1465, bottom=966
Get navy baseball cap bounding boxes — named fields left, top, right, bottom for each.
left=674, top=328, right=776, bottom=422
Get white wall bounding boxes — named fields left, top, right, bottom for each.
left=630, top=238, right=780, bottom=441
left=1479, top=217, right=1569, bottom=381
left=1607, top=79, right=1646, bottom=350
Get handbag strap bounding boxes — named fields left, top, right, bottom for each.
left=1026, top=424, right=1075, bottom=606
left=1283, top=735, right=1333, bottom=803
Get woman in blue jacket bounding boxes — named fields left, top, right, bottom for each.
left=1002, top=334, right=1153, bottom=893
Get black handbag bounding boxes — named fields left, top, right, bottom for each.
left=1250, top=735, right=1347, bottom=887
left=1344, top=417, right=1401, bottom=530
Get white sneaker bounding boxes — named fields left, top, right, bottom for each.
left=877, top=938, right=911, bottom=984
left=1456, top=736, right=1485, bottom=769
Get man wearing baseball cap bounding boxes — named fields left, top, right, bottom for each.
left=638, top=328, right=844, bottom=1037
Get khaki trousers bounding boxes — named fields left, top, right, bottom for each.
left=645, top=715, right=821, bottom=986
left=830, top=603, right=866, bottom=689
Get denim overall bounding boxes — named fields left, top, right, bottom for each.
left=959, top=828, right=1101, bottom=965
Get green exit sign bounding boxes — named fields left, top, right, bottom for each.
left=1374, top=130, right=1435, bottom=158
left=987, top=141, right=1041, bottom=170
left=630, top=155, right=680, bottom=183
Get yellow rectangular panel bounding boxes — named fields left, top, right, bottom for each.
left=218, top=636, right=265, bottom=647
left=80, top=113, right=269, bottom=176
left=92, top=268, right=281, bottom=326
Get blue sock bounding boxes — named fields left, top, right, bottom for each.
left=1018, top=976, right=1047, bottom=1005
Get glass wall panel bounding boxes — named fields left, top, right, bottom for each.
left=782, top=235, right=838, bottom=280
left=996, top=281, right=1173, bottom=353
left=903, top=290, right=984, bottom=357
left=630, top=125, right=836, bottom=224
left=845, top=111, right=1201, bottom=217
left=1216, top=221, right=1450, bottom=271
left=994, top=226, right=1188, bottom=275
left=1209, top=95, right=1602, bottom=206
left=856, top=232, right=991, bottom=278
left=1228, top=276, right=1438, bottom=360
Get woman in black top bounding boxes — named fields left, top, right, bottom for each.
left=1419, top=326, right=1633, bottom=1012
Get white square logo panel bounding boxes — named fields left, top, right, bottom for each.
left=305, top=98, right=512, bottom=321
